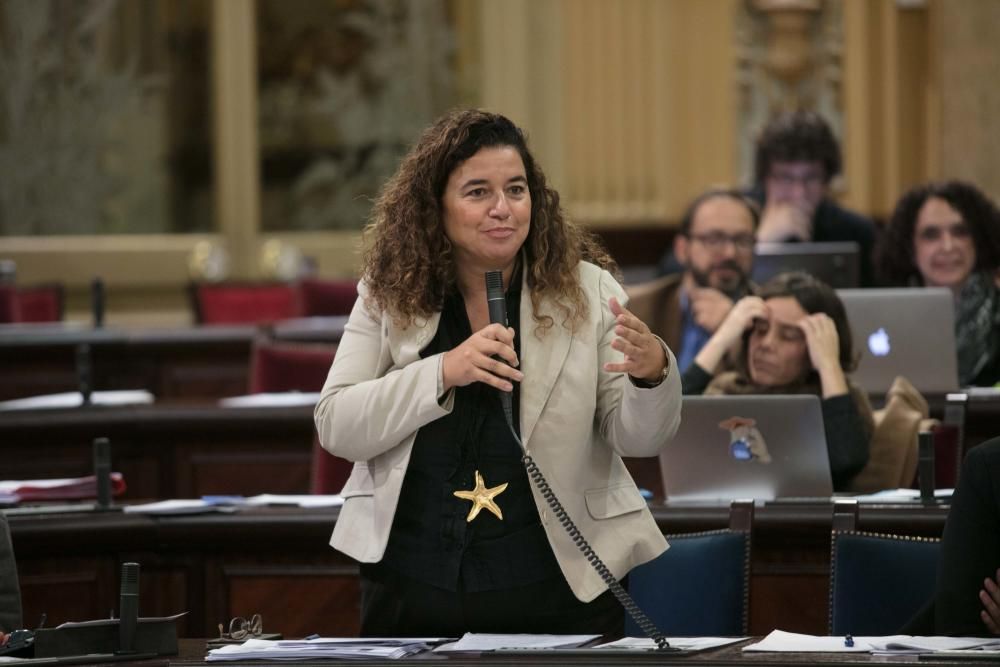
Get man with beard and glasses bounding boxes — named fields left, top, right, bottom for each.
left=628, top=189, right=759, bottom=376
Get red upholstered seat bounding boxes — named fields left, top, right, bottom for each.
left=15, top=284, right=64, bottom=322
left=299, top=278, right=358, bottom=316
left=248, top=340, right=351, bottom=493
left=191, top=283, right=303, bottom=325
left=0, top=284, right=63, bottom=323
left=249, top=341, right=337, bottom=394
left=927, top=423, right=962, bottom=489
left=0, top=286, right=19, bottom=323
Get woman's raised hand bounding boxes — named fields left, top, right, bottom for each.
left=442, top=323, right=524, bottom=392
left=604, top=297, right=668, bottom=383
left=798, top=312, right=848, bottom=397
left=798, top=313, right=841, bottom=374
left=717, top=296, right=768, bottom=344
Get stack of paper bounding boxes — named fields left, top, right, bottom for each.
left=206, top=637, right=442, bottom=661
left=218, top=392, right=320, bottom=408
left=122, top=499, right=240, bottom=516
left=434, top=633, right=600, bottom=652
left=0, top=473, right=126, bottom=503
left=743, top=631, right=873, bottom=652
left=744, top=630, right=1000, bottom=654
left=869, top=636, right=1000, bottom=655
left=123, top=494, right=344, bottom=515
left=596, top=637, right=747, bottom=651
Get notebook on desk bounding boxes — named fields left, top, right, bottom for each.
left=659, top=395, right=833, bottom=502
left=752, top=241, right=860, bottom=289
left=837, top=288, right=959, bottom=395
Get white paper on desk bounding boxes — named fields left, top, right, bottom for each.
left=0, top=390, right=154, bottom=411
left=218, top=392, right=320, bottom=408
left=434, top=633, right=600, bottom=652
left=206, top=637, right=442, bottom=661
left=742, top=630, right=876, bottom=652
left=0, top=477, right=88, bottom=492
left=123, top=499, right=238, bottom=515
left=245, top=494, right=344, bottom=508
left=962, top=386, right=1000, bottom=398
left=869, top=636, right=1000, bottom=654
left=851, top=488, right=954, bottom=502
left=597, top=636, right=747, bottom=651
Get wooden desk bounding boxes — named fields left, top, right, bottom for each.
left=0, top=318, right=346, bottom=401
left=167, top=638, right=995, bottom=666
left=0, top=404, right=316, bottom=499
left=7, top=502, right=948, bottom=642
left=13, top=637, right=986, bottom=666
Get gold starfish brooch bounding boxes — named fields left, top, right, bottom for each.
left=453, top=470, right=508, bottom=522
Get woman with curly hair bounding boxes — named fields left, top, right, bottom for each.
left=314, top=109, right=681, bottom=637
left=877, top=181, right=1000, bottom=387
left=681, top=271, right=873, bottom=490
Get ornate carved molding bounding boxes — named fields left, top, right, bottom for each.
left=736, top=0, right=844, bottom=184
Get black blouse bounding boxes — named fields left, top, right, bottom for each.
left=379, top=273, right=561, bottom=592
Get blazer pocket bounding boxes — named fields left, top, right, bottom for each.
left=584, top=483, right=645, bottom=519
left=339, top=463, right=374, bottom=498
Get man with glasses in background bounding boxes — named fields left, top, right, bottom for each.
left=752, top=110, right=876, bottom=286
left=632, top=189, right=759, bottom=374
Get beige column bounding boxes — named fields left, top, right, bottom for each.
left=212, top=0, right=260, bottom=278
left=478, top=0, right=565, bottom=189
left=934, top=0, right=1000, bottom=201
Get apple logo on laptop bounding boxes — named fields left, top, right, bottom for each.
left=868, top=327, right=891, bottom=357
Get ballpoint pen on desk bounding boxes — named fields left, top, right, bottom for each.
left=844, top=635, right=854, bottom=648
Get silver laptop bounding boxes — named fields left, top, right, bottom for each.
left=753, top=242, right=860, bottom=288
left=837, top=288, right=959, bottom=395
left=660, top=395, right=833, bottom=502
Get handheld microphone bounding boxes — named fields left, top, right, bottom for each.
left=117, top=562, right=140, bottom=654
left=76, top=343, right=92, bottom=406
left=91, top=277, right=105, bottom=329
left=93, top=437, right=112, bottom=509
left=484, top=271, right=514, bottom=428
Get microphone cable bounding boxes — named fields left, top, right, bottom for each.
left=505, top=418, right=674, bottom=652
left=485, top=270, right=673, bottom=651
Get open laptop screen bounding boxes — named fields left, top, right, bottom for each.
left=660, top=395, right=832, bottom=502
left=837, top=287, right=958, bottom=395
left=753, top=242, right=860, bottom=289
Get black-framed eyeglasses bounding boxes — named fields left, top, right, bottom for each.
left=218, top=614, right=263, bottom=641
left=767, top=169, right=825, bottom=187
left=688, top=232, right=755, bottom=251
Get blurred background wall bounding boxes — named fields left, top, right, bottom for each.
left=1, top=0, right=998, bottom=324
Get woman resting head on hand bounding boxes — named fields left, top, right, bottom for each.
left=696, top=272, right=872, bottom=489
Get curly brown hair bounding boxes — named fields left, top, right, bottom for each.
left=876, top=180, right=1000, bottom=286
left=753, top=110, right=842, bottom=187
left=360, top=108, right=619, bottom=335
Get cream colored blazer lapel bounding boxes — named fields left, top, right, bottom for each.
left=518, top=280, right=571, bottom=449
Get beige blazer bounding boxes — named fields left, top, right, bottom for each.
left=314, top=261, right=682, bottom=602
